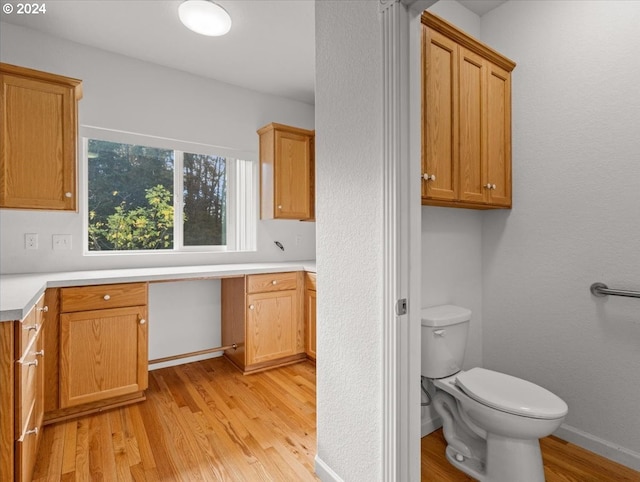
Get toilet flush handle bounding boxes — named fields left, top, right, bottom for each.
left=433, top=329, right=446, bottom=337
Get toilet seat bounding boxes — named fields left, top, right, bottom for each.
left=455, top=368, right=568, bottom=420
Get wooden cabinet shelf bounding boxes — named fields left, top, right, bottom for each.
left=0, top=63, right=82, bottom=211
left=421, top=12, right=515, bottom=209
left=258, top=123, right=315, bottom=220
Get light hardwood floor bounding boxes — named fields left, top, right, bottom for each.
left=33, top=358, right=639, bottom=481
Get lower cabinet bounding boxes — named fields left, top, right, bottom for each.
left=44, top=283, right=149, bottom=423
left=0, top=293, right=47, bottom=482
left=60, top=305, right=148, bottom=408
left=305, top=273, right=317, bottom=361
left=222, top=271, right=306, bottom=374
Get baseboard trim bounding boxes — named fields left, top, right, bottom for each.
left=555, top=423, right=640, bottom=471
left=314, top=455, right=344, bottom=482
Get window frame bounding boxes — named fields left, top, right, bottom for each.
left=81, top=126, right=257, bottom=256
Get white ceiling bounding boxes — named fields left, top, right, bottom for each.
left=1, top=1, right=507, bottom=106
left=457, top=0, right=507, bottom=16
left=1, top=0, right=316, bottom=105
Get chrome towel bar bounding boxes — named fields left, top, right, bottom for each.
left=590, top=282, right=640, bottom=299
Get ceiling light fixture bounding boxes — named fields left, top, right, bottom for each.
left=178, top=0, right=232, bottom=37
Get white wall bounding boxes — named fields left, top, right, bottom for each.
left=315, top=1, right=383, bottom=480
left=420, top=1, right=484, bottom=434
left=0, top=22, right=316, bottom=275
left=480, top=0, right=640, bottom=467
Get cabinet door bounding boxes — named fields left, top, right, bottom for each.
left=458, top=47, right=486, bottom=204
left=485, top=62, right=512, bottom=207
left=0, top=67, right=79, bottom=210
left=246, top=290, right=300, bottom=365
left=60, top=306, right=148, bottom=408
left=422, top=27, right=458, bottom=201
left=304, top=288, right=316, bottom=361
left=274, top=130, right=313, bottom=219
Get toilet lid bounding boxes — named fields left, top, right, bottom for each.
left=455, top=368, right=568, bottom=420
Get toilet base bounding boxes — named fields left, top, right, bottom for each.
left=445, top=434, right=545, bottom=482
left=485, top=434, right=545, bottom=482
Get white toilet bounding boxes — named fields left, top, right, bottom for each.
left=421, top=305, right=568, bottom=482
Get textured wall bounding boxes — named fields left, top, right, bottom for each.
left=315, top=1, right=383, bottom=480
left=0, top=22, right=316, bottom=274
left=480, top=0, right=640, bottom=460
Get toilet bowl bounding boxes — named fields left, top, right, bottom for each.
left=421, top=305, right=568, bottom=482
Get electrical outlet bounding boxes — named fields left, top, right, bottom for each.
left=25, top=233, right=39, bottom=250
left=52, top=234, right=72, bottom=251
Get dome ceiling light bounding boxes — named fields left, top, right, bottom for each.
left=178, top=0, right=232, bottom=37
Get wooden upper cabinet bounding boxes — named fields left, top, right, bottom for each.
left=421, top=13, right=515, bottom=209
left=0, top=63, right=82, bottom=211
left=258, top=123, right=315, bottom=220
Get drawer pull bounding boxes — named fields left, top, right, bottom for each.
left=37, top=305, right=49, bottom=313
left=271, top=280, right=277, bottom=285
left=22, top=359, right=38, bottom=368
left=103, top=294, right=111, bottom=301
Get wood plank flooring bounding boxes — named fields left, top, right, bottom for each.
left=33, top=357, right=639, bottom=481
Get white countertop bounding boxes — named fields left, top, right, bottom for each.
left=0, top=261, right=316, bottom=322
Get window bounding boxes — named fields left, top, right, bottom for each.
left=84, top=129, right=256, bottom=253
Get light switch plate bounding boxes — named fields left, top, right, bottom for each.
left=52, top=234, right=72, bottom=250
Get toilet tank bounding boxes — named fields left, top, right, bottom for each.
left=421, top=305, right=471, bottom=379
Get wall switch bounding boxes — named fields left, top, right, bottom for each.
left=52, top=234, right=72, bottom=251
left=25, top=233, right=39, bottom=250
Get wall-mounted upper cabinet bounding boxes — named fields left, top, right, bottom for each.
left=0, top=63, right=83, bottom=211
left=258, top=123, right=315, bottom=220
left=421, top=13, right=515, bottom=209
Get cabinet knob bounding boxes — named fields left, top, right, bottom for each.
left=423, top=173, right=436, bottom=182
left=65, top=192, right=72, bottom=198
left=249, top=304, right=255, bottom=310
left=485, top=183, right=497, bottom=190
left=277, top=205, right=283, bottom=210
left=35, top=350, right=45, bottom=357
left=271, top=280, right=277, bottom=285
left=23, top=359, right=38, bottom=368
left=492, top=184, right=497, bottom=190
left=103, top=294, right=111, bottom=301
left=139, top=319, right=146, bottom=325
left=38, top=306, right=48, bottom=313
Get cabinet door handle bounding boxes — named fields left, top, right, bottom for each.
left=103, top=294, right=111, bottom=301
left=35, top=350, right=45, bottom=357
left=18, top=426, right=38, bottom=442
left=249, top=304, right=255, bottom=310
left=25, top=323, right=39, bottom=332
left=139, top=319, right=146, bottom=325
left=271, top=280, right=277, bottom=285
left=65, top=192, right=72, bottom=198
left=277, top=205, right=283, bottom=210
left=423, top=173, right=436, bottom=182
left=485, top=183, right=497, bottom=190
left=37, top=306, right=49, bottom=313
left=22, top=359, right=38, bottom=368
